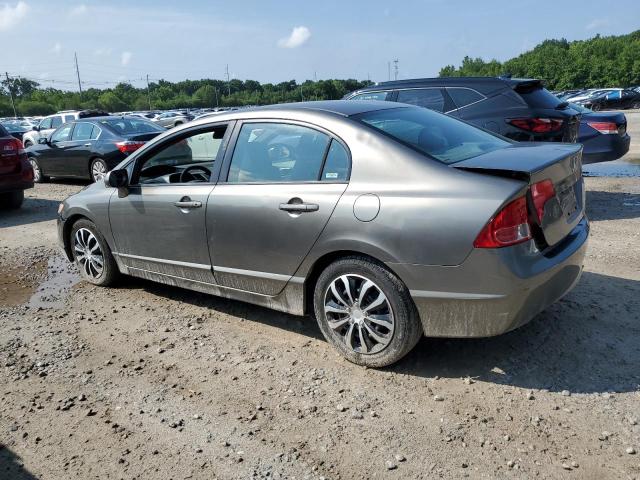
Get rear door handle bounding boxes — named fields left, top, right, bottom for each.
left=174, top=200, right=202, bottom=209
left=279, top=203, right=319, bottom=212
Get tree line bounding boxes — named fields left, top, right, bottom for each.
left=2, top=30, right=639, bottom=117
left=439, top=30, right=640, bottom=90
left=0, top=77, right=373, bottom=117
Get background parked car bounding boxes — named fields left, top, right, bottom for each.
left=345, top=77, right=581, bottom=143
left=152, top=111, right=194, bottom=128
left=1, top=121, right=30, bottom=142
left=21, top=109, right=109, bottom=148
left=570, top=103, right=630, bottom=163
left=0, top=123, right=33, bottom=209
left=27, top=116, right=165, bottom=183
left=577, top=89, right=640, bottom=111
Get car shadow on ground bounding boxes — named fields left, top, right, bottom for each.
left=0, top=180, right=89, bottom=228
left=122, top=270, right=639, bottom=395
left=0, top=446, right=40, bottom=479
left=586, top=190, right=640, bottom=221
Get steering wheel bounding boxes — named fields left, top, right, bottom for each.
left=180, top=165, right=212, bottom=183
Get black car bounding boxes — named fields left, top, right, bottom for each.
left=27, top=116, right=165, bottom=183
left=1, top=121, right=30, bottom=142
left=570, top=103, right=630, bottom=164
left=580, top=89, right=640, bottom=111
left=345, top=77, right=581, bottom=143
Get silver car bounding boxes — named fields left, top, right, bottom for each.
left=57, top=101, right=588, bottom=367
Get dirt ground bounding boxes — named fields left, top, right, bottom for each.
left=1, top=170, right=640, bottom=478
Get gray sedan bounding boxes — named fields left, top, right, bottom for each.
left=57, top=101, right=588, bottom=367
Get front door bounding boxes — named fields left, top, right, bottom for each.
left=109, top=123, right=231, bottom=282
left=41, top=123, right=74, bottom=176
left=208, top=121, right=351, bottom=295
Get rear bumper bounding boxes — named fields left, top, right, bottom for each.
left=0, top=177, right=33, bottom=193
left=581, top=133, right=630, bottom=164
left=389, top=217, right=589, bottom=337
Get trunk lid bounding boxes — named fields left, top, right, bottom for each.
left=453, top=143, right=584, bottom=248
left=122, top=132, right=161, bottom=142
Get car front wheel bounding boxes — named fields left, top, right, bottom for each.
left=313, top=256, right=423, bottom=368
left=70, top=219, right=119, bottom=286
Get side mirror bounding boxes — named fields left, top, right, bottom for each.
left=32, top=125, right=39, bottom=131
left=37, top=137, right=48, bottom=145
left=105, top=169, right=129, bottom=189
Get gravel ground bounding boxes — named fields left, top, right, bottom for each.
left=1, top=173, right=639, bottom=479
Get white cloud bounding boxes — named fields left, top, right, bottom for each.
left=51, top=42, right=62, bottom=55
left=121, top=51, right=132, bottom=66
left=586, top=18, right=610, bottom=30
left=277, top=26, right=311, bottom=48
left=38, top=72, right=49, bottom=79
left=0, top=1, right=29, bottom=31
left=70, top=4, right=87, bottom=15
left=94, top=47, right=113, bottom=56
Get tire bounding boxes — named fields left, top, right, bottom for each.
left=632, top=102, right=640, bottom=110
left=23, top=140, right=32, bottom=148
left=90, top=158, right=108, bottom=183
left=69, top=219, right=119, bottom=287
left=29, top=157, right=49, bottom=183
left=2, top=190, right=24, bottom=209
left=174, top=121, right=183, bottom=127
left=313, top=256, right=423, bottom=368
left=591, top=103, right=601, bottom=112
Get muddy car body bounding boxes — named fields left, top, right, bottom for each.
left=57, top=101, right=589, bottom=366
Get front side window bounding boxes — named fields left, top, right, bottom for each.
left=64, top=114, right=76, bottom=122
left=447, top=88, right=484, bottom=109
left=350, top=91, right=390, bottom=101
left=356, top=106, right=510, bottom=165
left=71, top=122, right=94, bottom=141
left=227, top=123, right=330, bottom=183
left=39, top=117, right=53, bottom=130
left=136, top=125, right=227, bottom=185
left=50, top=116, right=62, bottom=128
left=396, top=88, right=446, bottom=112
left=50, top=124, right=72, bottom=143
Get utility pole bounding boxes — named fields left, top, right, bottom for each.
left=393, top=59, right=399, bottom=81
left=5, top=72, right=17, bottom=118
left=146, top=74, right=152, bottom=109
left=74, top=52, right=83, bottom=95
left=225, top=64, right=231, bottom=96
left=214, top=87, right=219, bottom=108
left=388, top=61, right=391, bottom=81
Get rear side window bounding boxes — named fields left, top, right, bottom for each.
left=350, top=91, right=390, bottom=101
left=51, top=116, right=62, bottom=128
left=71, top=122, right=94, bottom=141
left=321, top=140, right=350, bottom=182
left=447, top=88, right=484, bottom=109
left=396, top=89, right=445, bottom=112
left=517, top=86, right=563, bottom=109
left=356, top=106, right=510, bottom=165
left=228, top=123, right=330, bottom=183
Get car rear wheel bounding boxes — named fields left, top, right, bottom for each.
left=2, top=190, right=24, bottom=209
left=591, top=104, right=601, bottom=111
left=70, top=219, right=119, bottom=286
left=29, top=157, right=48, bottom=183
left=23, top=140, right=32, bottom=148
left=174, top=121, right=183, bottom=127
left=313, top=256, right=423, bottom=367
left=90, top=158, right=107, bottom=183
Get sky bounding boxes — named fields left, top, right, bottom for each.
left=0, top=0, right=637, bottom=90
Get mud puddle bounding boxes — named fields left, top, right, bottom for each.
left=0, top=264, right=44, bottom=307
left=28, top=254, right=80, bottom=309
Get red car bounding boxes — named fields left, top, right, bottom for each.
left=0, top=123, right=33, bottom=209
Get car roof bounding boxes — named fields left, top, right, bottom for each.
left=352, top=76, right=543, bottom=95
left=252, top=100, right=401, bottom=116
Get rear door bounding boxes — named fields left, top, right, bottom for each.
left=395, top=88, right=455, bottom=113
left=64, top=121, right=97, bottom=177
left=208, top=121, right=350, bottom=295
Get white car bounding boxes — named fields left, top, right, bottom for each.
left=21, top=111, right=81, bottom=148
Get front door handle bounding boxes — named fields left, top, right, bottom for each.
left=84, top=143, right=91, bottom=147
left=174, top=197, right=202, bottom=209
left=279, top=202, right=319, bottom=213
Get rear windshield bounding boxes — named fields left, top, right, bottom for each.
left=517, top=86, right=564, bottom=109
left=0, top=124, right=8, bottom=137
left=355, top=107, right=510, bottom=164
left=98, top=117, right=164, bottom=135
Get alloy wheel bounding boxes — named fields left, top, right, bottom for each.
left=323, top=274, right=395, bottom=354
left=74, top=228, right=104, bottom=279
left=29, top=159, right=41, bottom=182
left=91, top=160, right=106, bottom=182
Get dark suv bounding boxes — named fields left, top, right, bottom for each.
left=345, top=77, right=581, bottom=143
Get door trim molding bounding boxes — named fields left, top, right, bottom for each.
left=113, top=252, right=211, bottom=271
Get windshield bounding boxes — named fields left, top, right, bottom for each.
left=99, top=117, right=164, bottom=135
left=355, top=107, right=510, bottom=164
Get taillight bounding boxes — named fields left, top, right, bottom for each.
left=508, top=118, right=564, bottom=133
left=587, top=121, right=618, bottom=135
left=530, top=179, right=556, bottom=223
left=473, top=196, right=531, bottom=248
left=1, top=138, right=25, bottom=159
left=115, top=140, right=145, bottom=154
